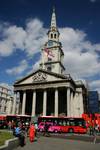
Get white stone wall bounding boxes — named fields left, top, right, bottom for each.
left=0, top=86, right=14, bottom=114
left=41, top=48, right=63, bottom=74
left=72, top=88, right=84, bottom=117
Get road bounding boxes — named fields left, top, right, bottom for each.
left=14, top=134, right=100, bottom=150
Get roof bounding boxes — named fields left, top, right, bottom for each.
left=14, top=69, right=74, bottom=85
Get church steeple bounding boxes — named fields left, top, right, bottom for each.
left=47, top=7, right=60, bottom=42
left=40, top=8, right=65, bottom=74
left=50, top=7, right=57, bottom=29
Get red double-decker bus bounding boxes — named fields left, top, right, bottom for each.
left=38, top=116, right=87, bottom=134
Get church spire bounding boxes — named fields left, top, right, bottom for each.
left=40, top=8, right=65, bottom=74
left=47, top=7, right=60, bottom=42
left=50, top=7, right=57, bottom=29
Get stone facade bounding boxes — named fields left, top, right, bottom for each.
left=13, top=8, right=88, bottom=117
left=0, top=85, right=19, bottom=114
left=0, top=85, right=13, bottom=114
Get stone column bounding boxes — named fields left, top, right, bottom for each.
left=70, top=92, right=74, bottom=117
left=18, top=92, right=22, bottom=114
left=67, top=88, right=71, bottom=117
left=1, top=99, right=5, bottom=113
left=12, top=92, right=16, bottom=114
left=54, top=88, right=58, bottom=117
left=73, top=93, right=79, bottom=117
left=7, top=99, right=12, bottom=114
left=43, top=90, right=47, bottom=116
left=16, top=92, right=20, bottom=114
left=32, top=90, right=36, bottom=116
left=79, top=92, right=84, bottom=117
left=22, top=91, right=26, bottom=115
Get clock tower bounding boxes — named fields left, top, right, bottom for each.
left=39, top=8, right=65, bottom=74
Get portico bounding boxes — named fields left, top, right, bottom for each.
left=14, top=70, right=76, bottom=117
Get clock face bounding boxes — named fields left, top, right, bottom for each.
left=48, top=41, right=53, bottom=47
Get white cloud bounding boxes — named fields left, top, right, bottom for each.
left=24, top=19, right=47, bottom=56
left=0, top=25, right=26, bottom=56
left=89, top=80, right=100, bottom=94
left=60, top=27, right=100, bottom=80
left=0, top=18, right=100, bottom=92
left=59, top=27, right=100, bottom=93
left=32, top=61, right=40, bottom=72
left=6, top=60, right=28, bottom=75
left=0, top=19, right=46, bottom=57
left=63, top=51, right=100, bottom=78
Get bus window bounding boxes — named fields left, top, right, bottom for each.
left=58, top=121, right=62, bottom=125
left=54, top=120, right=57, bottom=125
left=70, top=121, right=75, bottom=126
left=78, top=121, right=83, bottom=126
left=62, top=121, right=66, bottom=126
left=66, top=121, right=70, bottom=126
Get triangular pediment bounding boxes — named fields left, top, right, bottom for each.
left=14, top=69, right=67, bottom=85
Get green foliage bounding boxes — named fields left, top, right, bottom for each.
left=0, top=131, right=14, bottom=146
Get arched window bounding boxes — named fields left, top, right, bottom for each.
left=54, top=34, right=56, bottom=38
left=51, top=34, right=53, bottom=39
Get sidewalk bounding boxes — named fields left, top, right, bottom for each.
left=14, top=136, right=100, bottom=150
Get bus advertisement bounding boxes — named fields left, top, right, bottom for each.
left=38, top=116, right=87, bottom=134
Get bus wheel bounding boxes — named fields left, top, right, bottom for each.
left=68, top=128, right=74, bottom=133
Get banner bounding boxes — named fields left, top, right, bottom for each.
left=44, top=48, right=54, bottom=58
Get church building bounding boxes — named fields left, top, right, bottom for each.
left=13, top=8, right=88, bottom=117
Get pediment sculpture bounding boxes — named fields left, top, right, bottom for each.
left=32, top=72, right=47, bottom=82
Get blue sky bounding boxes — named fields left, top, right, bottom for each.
left=0, top=0, right=100, bottom=93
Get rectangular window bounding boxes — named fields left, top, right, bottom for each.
left=47, top=66, right=52, bottom=72
left=47, top=64, right=52, bottom=72
left=48, top=57, right=52, bottom=61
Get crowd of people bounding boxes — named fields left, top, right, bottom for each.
left=9, top=122, right=36, bottom=146
left=7, top=117, right=100, bottom=146
left=11, top=120, right=52, bottom=146
left=85, top=117, right=100, bottom=136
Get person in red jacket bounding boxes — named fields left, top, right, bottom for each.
left=29, top=122, right=35, bottom=142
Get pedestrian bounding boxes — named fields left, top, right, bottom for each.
left=11, top=120, right=16, bottom=129
left=8, top=121, right=12, bottom=130
left=43, top=122, right=50, bottom=137
left=14, top=125, right=21, bottom=137
left=93, top=128, right=97, bottom=144
left=29, top=122, right=35, bottom=142
left=89, top=125, right=94, bottom=136
left=25, top=121, right=30, bottom=136
left=19, top=128, right=26, bottom=147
